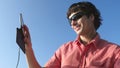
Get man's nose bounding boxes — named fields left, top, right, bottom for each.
left=71, top=20, right=77, bottom=26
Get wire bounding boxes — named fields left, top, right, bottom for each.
left=16, top=47, right=20, bottom=68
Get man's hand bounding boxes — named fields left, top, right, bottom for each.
left=22, top=24, right=32, bottom=50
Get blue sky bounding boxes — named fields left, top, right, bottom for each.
left=0, top=0, right=120, bottom=68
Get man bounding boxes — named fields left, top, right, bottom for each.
left=23, top=1, right=120, bottom=68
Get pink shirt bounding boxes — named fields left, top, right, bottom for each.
left=45, top=34, right=120, bottom=68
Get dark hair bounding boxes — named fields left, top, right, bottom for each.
left=67, top=1, right=102, bottom=30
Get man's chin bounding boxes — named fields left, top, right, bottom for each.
left=76, top=32, right=82, bottom=36
left=76, top=30, right=82, bottom=35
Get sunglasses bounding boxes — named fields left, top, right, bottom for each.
left=68, top=12, right=85, bottom=25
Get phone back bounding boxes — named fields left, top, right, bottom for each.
left=16, top=28, right=25, bottom=53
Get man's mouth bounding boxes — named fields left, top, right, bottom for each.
left=74, top=25, right=81, bottom=31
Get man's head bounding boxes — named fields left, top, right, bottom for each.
left=67, top=1, right=102, bottom=31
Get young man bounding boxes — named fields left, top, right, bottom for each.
left=23, top=1, right=120, bottom=68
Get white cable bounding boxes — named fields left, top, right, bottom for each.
left=16, top=47, right=20, bottom=68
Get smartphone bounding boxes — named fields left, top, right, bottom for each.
left=16, top=13, right=25, bottom=53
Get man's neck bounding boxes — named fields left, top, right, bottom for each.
left=80, top=31, right=97, bottom=45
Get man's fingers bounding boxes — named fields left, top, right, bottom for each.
left=22, top=24, right=31, bottom=44
left=22, top=25, right=31, bottom=38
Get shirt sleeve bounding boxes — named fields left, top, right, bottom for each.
left=44, top=46, right=62, bottom=68
left=114, top=48, right=120, bottom=68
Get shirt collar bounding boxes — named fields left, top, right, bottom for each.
left=74, top=33, right=101, bottom=48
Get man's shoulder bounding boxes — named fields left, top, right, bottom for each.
left=57, top=40, right=77, bottom=52
left=103, top=39, right=119, bottom=47
left=99, top=39, right=120, bottom=51
left=60, top=41, right=74, bottom=48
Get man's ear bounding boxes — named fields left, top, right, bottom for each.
left=90, top=14, right=94, bottom=22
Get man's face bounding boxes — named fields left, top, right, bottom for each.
left=69, top=12, right=95, bottom=36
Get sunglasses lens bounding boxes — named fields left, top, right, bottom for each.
left=69, top=12, right=84, bottom=25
